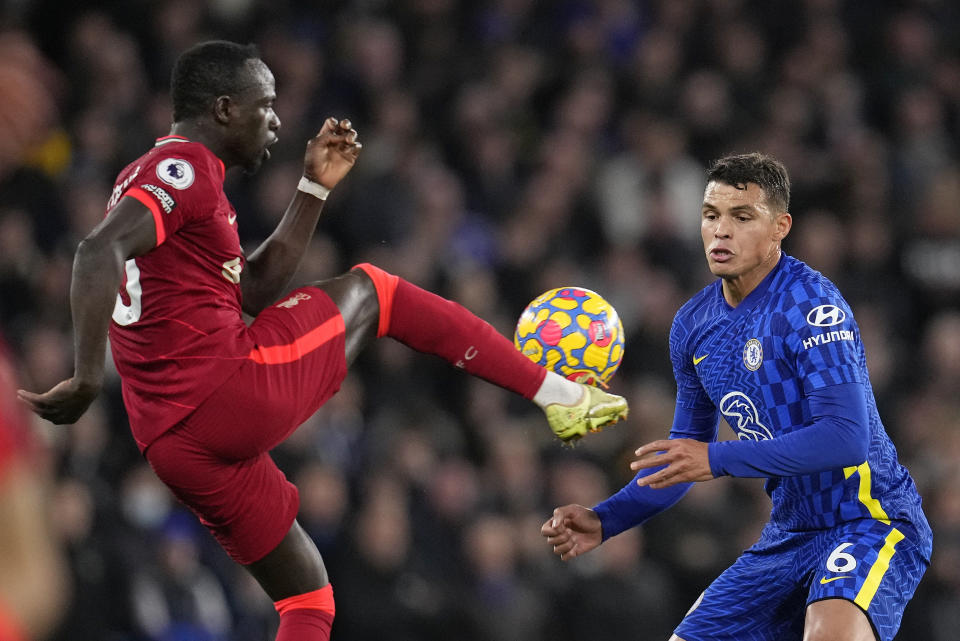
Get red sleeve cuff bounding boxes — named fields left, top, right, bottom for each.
left=125, top=188, right=166, bottom=246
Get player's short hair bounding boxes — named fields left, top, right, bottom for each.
left=707, top=152, right=790, bottom=213
left=171, top=41, right=261, bottom=122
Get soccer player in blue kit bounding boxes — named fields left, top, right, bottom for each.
left=541, top=153, right=932, bottom=641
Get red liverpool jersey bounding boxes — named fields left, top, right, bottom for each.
left=107, top=136, right=254, bottom=451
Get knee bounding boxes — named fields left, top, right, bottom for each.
left=803, top=599, right=876, bottom=641
left=348, top=263, right=397, bottom=338
left=310, top=272, right=377, bottom=325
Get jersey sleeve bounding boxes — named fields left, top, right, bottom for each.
left=124, top=146, right=222, bottom=247
left=781, top=288, right=864, bottom=394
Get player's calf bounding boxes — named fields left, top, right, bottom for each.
left=351, top=263, right=628, bottom=442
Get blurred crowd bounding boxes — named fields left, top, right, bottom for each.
left=0, top=0, right=958, bottom=639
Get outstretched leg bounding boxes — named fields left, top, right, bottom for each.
left=310, top=265, right=550, bottom=395
left=316, top=263, right=629, bottom=443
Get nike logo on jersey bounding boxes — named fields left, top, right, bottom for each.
left=227, top=213, right=237, bottom=225
left=693, top=353, right=709, bottom=365
left=819, top=575, right=853, bottom=584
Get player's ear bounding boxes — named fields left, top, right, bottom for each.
left=773, top=211, right=792, bottom=241
left=213, top=95, right=232, bottom=125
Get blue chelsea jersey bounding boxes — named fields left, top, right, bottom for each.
left=670, top=254, right=930, bottom=544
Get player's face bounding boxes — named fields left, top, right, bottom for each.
left=701, top=180, right=791, bottom=291
left=228, top=60, right=281, bottom=173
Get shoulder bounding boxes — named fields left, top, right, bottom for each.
left=674, top=281, right=722, bottom=328
left=776, top=255, right=840, bottom=294
left=150, top=141, right=223, bottom=191
left=119, top=140, right=225, bottom=222
left=775, top=256, right=859, bottom=340
left=773, top=255, right=851, bottom=313
left=670, top=281, right=721, bottom=350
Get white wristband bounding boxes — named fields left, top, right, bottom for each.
left=297, top=176, right=330, bottom=200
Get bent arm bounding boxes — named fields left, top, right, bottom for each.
left=709, top=381, right=870, bottom=478
left=593, top=403, right=719, bottom=541
left=70, top=198, right=157, bottom=387
left=241, top=190, right=327, bottom=315
left=19, top=197, right=156, bottom=423
left=241, top=117, right=361, bottom=315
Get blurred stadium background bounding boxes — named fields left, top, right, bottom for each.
left=0, top=1, right=957, bottom=639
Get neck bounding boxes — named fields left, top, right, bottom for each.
left=721, top=247, right=781, bottom=307
left=170, top=121, right=233, bottom=168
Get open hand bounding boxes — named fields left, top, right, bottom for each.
left=303, top=117, right=362, bottom=189
left=17, top=377, right=100, bottom=425
left=630, top=438, right=714, bottom=489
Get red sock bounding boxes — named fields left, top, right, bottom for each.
left=275, top=609, right=334, bottom=641
left=353, top=263, right=546, bottom=399
left=274, top=585, right=335, bottom=641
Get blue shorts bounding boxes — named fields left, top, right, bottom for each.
left=674, top=518, right=929, bottom=641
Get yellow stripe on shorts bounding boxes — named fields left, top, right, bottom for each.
left=854, top=527, right=905, bottom=610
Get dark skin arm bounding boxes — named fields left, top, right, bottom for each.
left=240, top=117, right=361, bottom=315
left=17, top=198, right=156, bottom=424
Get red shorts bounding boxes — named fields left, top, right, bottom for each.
left=144, top=287, right=347, bottom=565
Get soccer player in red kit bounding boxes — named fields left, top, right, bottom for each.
left=18, top=41, right=627, bottom=640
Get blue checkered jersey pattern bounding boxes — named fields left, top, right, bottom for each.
left=670, top=254, right=930, bottom=550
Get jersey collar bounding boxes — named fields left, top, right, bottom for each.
left=153, top=135, right=226, bottom=181
left=154, top=134, right=189, bottom=147
left=722, top=252, right=786, bottom=318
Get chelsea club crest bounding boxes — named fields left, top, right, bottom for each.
left=743, top=338, right=763, bottom=371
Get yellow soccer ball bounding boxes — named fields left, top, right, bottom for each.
left=514, top=287, right=625, bottom=387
